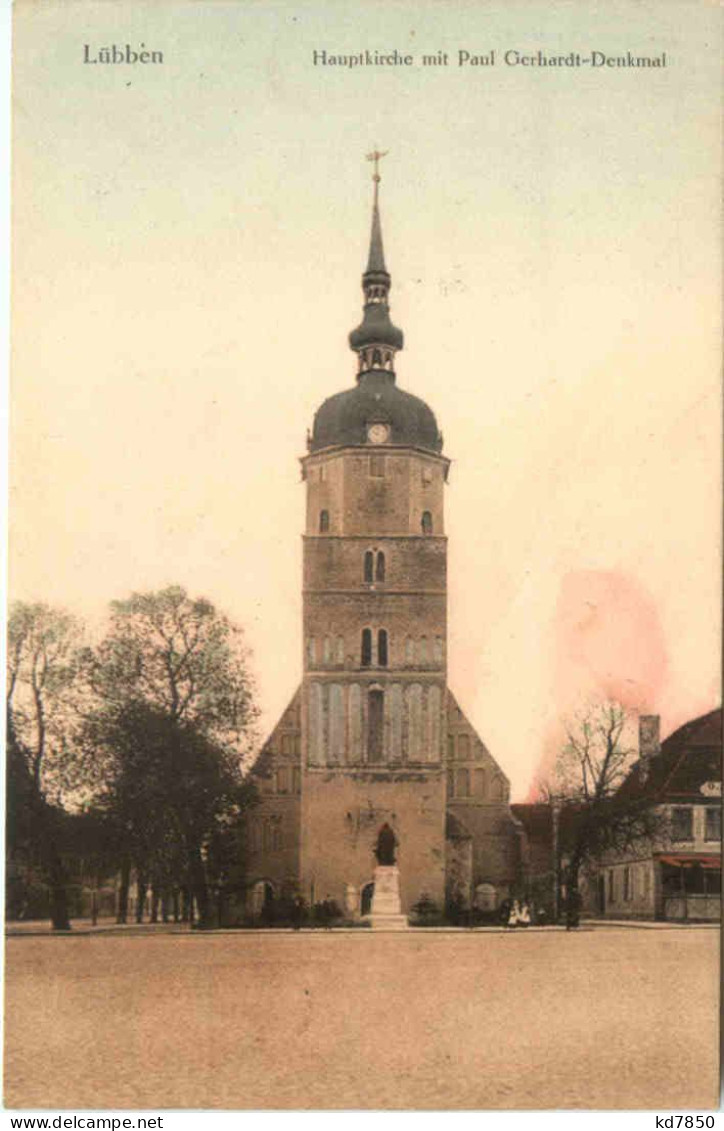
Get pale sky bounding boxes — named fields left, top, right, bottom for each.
left=10, top=0, right=722, bottom=799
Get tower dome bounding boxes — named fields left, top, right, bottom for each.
left=309, top=156, right=442, bottom=455
left=310, top=372, right=442, bottom=453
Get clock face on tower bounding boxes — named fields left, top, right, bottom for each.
left=367, top=423, right=390, bottom=445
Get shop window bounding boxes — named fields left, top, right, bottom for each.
left=671, top=807, right=694, bottom=842
left=705, top=807, right=721, bottom=842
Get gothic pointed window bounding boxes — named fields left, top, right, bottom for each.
left=367, top=690, right=384, bottom=762
left=361, top=628, right=372, bottom=667
left=377, top=629, right=388, bottom=667
left=421, top=511, right=433, bottom=534
left=319, top=509, right=330, bottom=533
left=375, top=551, right=386, bottom=582
left=364, top=551, right=374, bottom=583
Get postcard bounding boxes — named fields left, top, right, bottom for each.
left=5, top=0, right=721, bottom=1115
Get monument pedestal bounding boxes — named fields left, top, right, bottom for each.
left=370, top=865, right=408, bottom=930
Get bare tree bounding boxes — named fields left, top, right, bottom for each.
left=540, top=701, right=662, bottom=927
left=6, top=602, right=86, bottom=929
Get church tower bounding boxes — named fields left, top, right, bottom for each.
left=243, top=161, right=522, bottom=924
left=299, top=160, right=449, bottom=913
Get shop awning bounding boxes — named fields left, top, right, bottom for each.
left=657, top=855, right=721, bottom=869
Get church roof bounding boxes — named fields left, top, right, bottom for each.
left=310, top=370, right=443, bottom=453
left=309, top=166, right=442, bottom=455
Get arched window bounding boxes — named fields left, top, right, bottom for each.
left=323, top=636, right=332, bottom=664
left=418, top=636, right=428, bottom=664
left=377, top=629, right=388, bottom=667
left=306, top=637, right=316, bottom=665
left=405, top=636, right=414, bottom=664
left=364, top=551, right=374, bottom=583
left=319, top=509, right=330, bottom=533
left=336, top=635, right=345, bottom=665
left=456, top=768, right=471, bottom=797
left=433, top=637, right=444, bottom=664
left=361, top=628, right=372, bottom=667
left=375, top=551, right=386, bottom=582
left=421, top=510, right=433, bottom=534
left=367, top=690, right=384, bottom=761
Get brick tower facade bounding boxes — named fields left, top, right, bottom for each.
left=243, top=170, right=522, bottom=920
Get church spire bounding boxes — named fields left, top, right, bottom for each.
left=349, top=151, right=404, bottom=381
left=366, top=175, right=387, bottom=274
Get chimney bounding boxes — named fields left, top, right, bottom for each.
left=638, top=715, right=660, bottom=783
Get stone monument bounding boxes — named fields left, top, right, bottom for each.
left=370, top=865, right=408, bottom=930
left=370, top=823, right=408, bottom=929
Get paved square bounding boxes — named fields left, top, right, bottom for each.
left=4, top=927, right=719, bottom=1110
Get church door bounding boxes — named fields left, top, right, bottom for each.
left=361, top=882, right=375, bottom=917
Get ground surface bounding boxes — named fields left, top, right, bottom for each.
left=4, top=926, right=719, bottom=1110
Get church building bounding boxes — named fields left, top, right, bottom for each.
left=244, top=165, right=522, bottom=921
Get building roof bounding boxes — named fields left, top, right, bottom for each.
left=310, top=370, right=443, bottom=454
left=309, top=174, right=442, bottom=455
left=619, top=707, right=722, bottom=803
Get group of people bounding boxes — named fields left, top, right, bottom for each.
left=500, top=897, right=534, bottom=928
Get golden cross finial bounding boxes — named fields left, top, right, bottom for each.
left=366, top=149, right=389, bottom=183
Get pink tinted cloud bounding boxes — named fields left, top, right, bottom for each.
left=528, top=570, right=669, bottom=798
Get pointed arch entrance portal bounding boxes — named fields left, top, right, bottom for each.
left=360, top=881, right=375, bottom=917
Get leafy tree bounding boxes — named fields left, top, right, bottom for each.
left=541, top=701, right=662, bottom=927
left=85, top=587, right=259, bottom=926
left=91, top=586, right=258, bottom=757
left=6, top=602, right=86, bottom=929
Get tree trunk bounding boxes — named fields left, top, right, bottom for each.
left=135, top=871, right=147, bottom=923
left=117, top=858, right=131, bottom=924
left=565, top=854, right=583, bottom=930
left=44, top=833, right=71, bottom=931
left=150, top=884, right=159, bottom=923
